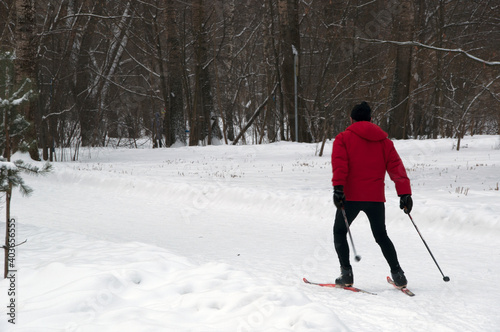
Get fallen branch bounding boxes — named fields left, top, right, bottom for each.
left=233, top=83, right=279, bottom=145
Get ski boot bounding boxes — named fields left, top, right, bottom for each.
left=391, top=268, right=407, bottom=288
left=335, top=266, right=353, bottom=287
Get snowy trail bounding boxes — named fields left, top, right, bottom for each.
left=2, top=136, right=500, bottom=331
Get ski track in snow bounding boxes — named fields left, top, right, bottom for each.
left=1, top=135, right=500, bottom=331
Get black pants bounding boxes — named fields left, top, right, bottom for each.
left=333, top=201, right=401, bottom=272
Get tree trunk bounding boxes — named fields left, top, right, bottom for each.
left=191, top=0, right=216, bottom=145
left=268, top=0, right=285, bottom=141
left=3, top=185, right=12, bottom=279
left=74, top=1, right=103, bottom=147
left=432, top=0, right=445, bottom=139
left=152, top=11, right=169, bottom=147
left=497, top=112, right=500, bottom=135
left=223, top=0, right=235, bottom=142
left=387, top=0, right=414, bottom=139
left=262, top=0, right=277, bottom=142
left=14, top=0, right=40, bottom=160
left=411, top=0, right=426, bottom=138
left=165, top=0, right=186, bottom=146
left=3, top=101, right=12, bottom=278
left=278, top=0, right=311, bottom=142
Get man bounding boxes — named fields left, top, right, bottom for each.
left=331, top=101, right=413, bottom=287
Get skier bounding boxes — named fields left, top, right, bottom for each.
left=331, top=101, right=413, bottom=288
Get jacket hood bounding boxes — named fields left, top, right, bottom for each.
left=346, top=121, right=388, bottom=142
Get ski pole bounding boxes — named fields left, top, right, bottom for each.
left=341, top=207, right=361, bottom=262
left=406, top=212, right=450, bottom=282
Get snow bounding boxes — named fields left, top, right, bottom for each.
left=1, top=135, right=500, bottom=331
left=0, top=90, right=31, bottom=107
left=0, top=162, right=17, bottom=171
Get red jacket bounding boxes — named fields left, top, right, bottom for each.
left=331, top=121, right=411, bottom=202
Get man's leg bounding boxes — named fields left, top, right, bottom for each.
left=363, top=202, right=402, bottom=272
left=333, top=201, right=361, bottom=269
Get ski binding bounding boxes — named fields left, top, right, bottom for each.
left=387, top=276, right=415, bottom=297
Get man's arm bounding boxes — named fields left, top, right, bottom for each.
left=385, top=140, right=411, bottom=196
left=331, top=133, right=349, bottom=187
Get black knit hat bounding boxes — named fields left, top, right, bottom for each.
left=351, top=101, right=372, bottom=122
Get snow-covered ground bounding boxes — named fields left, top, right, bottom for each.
left=1, top=135, right=500, bottom=331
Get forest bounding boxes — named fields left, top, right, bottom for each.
left=1, top=0, right=499, bottom=161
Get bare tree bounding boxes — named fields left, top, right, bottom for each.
left=2, top=0, right=499, bottom=153
left=386, top=0, right=414, bottom=139
left=14, top=0, right=40, bottom=160
left=164, top=0, right=185, bottom=146
left=277, top=0, right=311, bottom=142
left=190, top=0, right=220, bottom=145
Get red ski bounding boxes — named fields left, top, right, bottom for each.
left=303, top=277, right=376, bottom=295
left=387, top=276, right=415, bottom=297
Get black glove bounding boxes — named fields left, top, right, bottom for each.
left=333, top=185, right=345, bottom=209
left=399, top=194, right=413, bottom=214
